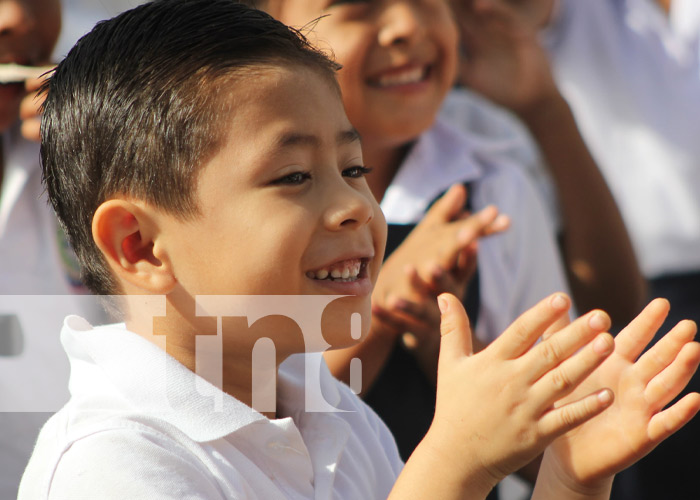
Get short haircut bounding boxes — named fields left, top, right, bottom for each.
left=41, top=0, right=340, bottom=295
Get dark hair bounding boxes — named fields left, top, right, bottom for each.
left=41, top=0, right=340, bottom=295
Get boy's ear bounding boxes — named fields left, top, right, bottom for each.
left=92, top=199, right=176, bottom=294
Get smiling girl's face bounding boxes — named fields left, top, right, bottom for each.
left=269, top=0, right=458, bottom=152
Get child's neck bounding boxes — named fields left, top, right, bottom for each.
left=362, top=140, right=414, bottom=203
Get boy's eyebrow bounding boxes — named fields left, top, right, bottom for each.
left=275, top=127, right=362, bottom=149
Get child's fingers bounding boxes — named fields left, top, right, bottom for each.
left=454, top=205, right=501, bottom=246
left=644, top=340, right=700, bottom=412
left=454, top=242, right=478, bottom=281
left=647, top=392, right=700, bottom=444
left=437, top=293, right=474, bottom=367
left=492, top=293, right=572, bottom=359
left=410, top=263, right=445, bottom=296
left=389, top=297, right=437, bottom=333
left=532, top=332, right=614, bottom=409
left=421, top=263, right=470, bottom=298
left=615, top=298, right=670, bottom=362
left=525, top=310, right=611, bottom=381
left=372, top=303, right=411, bottom=337
left=424, top=184, right=468, bottom=224
left=405, top=264, right=435, bottom=295
left=20, top=118, right=41, bottom=143
left=540, top=309, right=571, bottom=341
left=429, top=206, right=506, bottom=272
left=19, top=87, right=45, bottom=142
left=538, top=389, right=614, bottom=440
left=635, top=319, right=697, bottom=386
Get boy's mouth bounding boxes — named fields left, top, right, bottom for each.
left=369, top=65, right=431, bottom=88
left=306, top=258, right=368, bottom=282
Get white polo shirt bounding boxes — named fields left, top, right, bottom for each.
left=18, top=316, right=404, bottom=499
left=382, top=92, right=571, bottom=342
left=544, top=0, right=700, bottom=278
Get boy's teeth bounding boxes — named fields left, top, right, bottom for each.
left=309, top=259, right=363, bottom=281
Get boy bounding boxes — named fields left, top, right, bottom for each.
left=19, top=1, right=700, bottom=499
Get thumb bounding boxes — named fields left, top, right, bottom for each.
left=425, top=184, right=468, bottom=223
left=437, top=293, right=474, bottom=369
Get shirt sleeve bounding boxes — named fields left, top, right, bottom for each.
left=474, top=160, right=573, bottom=343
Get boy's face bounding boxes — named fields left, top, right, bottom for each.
left=0, top=0, right=60, bottom=133
left=157, top=65, right=386, bottom=351
left=272, top=0, right=458, bottom=149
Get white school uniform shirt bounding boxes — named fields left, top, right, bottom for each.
left=543, top=0, right=700, bottom=278
left=381, top=92, right=571, bottom=342
left=18, top=316, right=404, bottom=499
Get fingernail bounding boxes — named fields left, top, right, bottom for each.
left=551, top=294, right=568, bottom=310
left=589, top=312, right=607, bottom=331
left=597, top=389, right=613, bottom=406
left=438, top=295, right=449, bottom=314
left=592, top=334, right=612, bottom=355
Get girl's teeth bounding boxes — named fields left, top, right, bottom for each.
left=331, top=269, right=342, bottom=279
left=378, top=67, right=424, bottom=87
left=317, top=269, right=329, bottom=280
left=342, top=268, right=350, bottom=279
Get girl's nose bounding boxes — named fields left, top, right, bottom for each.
left=378, top=2, right=427, bottom=48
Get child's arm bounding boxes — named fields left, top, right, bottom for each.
left=389, top=292, right=615, bottom=499
left=531, top=298, right=700, bottom=499
left=324, top=185, right=508, bottom=394
left=451, top=0, right=647, bottom=324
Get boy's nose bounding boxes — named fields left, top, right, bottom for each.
left=378, top=2, right=427, bottom=48
left=324, top=186, right=375, bottom=232
left=0, top=0, right=35, bottom=38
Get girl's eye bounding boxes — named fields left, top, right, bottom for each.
left=343, top=165, right=373, bottom=178
left=271, top=172, right=312, bottom=185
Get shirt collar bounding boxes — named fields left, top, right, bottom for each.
left=61, top=316, right=341, bottom=443
left=380, top=117, right=484, bottom=224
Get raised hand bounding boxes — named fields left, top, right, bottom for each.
left=422, top=293, right=615, bottom=491
left=451, top=0, right=559, bottom=116
left=537, top=299, right=700, bottom=495
left=372, top=183, right=508, bottom=340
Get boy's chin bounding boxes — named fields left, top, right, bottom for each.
left=320, top=298, right=371, bottom=349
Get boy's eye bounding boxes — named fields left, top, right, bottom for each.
left=343, top=166, right=373, bottom=178
left=271, top=171, right=312, bottom=185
